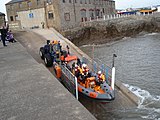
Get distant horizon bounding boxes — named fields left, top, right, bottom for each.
left=114, top=0, right=159, bottom=10
left=0, top=0, right=160, bottom=15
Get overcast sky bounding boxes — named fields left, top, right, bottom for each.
left=0, top=0, right=10, bottom=14
left=114, top=0, right=159, bottom=9
left=0, top=0, right=159, bottom=15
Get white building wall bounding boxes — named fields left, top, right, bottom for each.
left=17, top=8, right=46, bottom=29
left=157, top=6, right=160, bottom=12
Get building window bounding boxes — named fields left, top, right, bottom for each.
left=89, top=0, right=91, bottom=4
left=15, top=15, right=18, bottom=20
left=10, top=16, right=14, bottom=21
left=64, top=13, right=70, bottom=21
left=69, top=0, right=72, bottom=3
left=62, top=0, right=65, bottom=3
left=48, top=12, right=54, bottom=19
left=37, top=0, right=41, bottom=5
left=19, top=3, right=22, bottom=8
left=29, top=13, right=34, bottom=18
left=74, top=0, right=77, bottom=3
left=10, top=5, right=13, bottom=10
left=80, top=9, right=87, bottom=21
left=89, top=9, right=94, bottom=19
left=102, top=8, right=105, bottom=13
left=47, top=0, right=52, bottom=3
left=28, top=1, right=32, bottom=8
left=80, top=0, right=82, bottom=4
left=96, top=9, right=100, bottom=17
left=85, top=0, right=87, bottom=4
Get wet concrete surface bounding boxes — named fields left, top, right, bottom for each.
left=0, top=41, right=96, bottom=120
left=14, top=30, right=138, bottom=120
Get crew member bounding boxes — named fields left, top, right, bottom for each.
left=81, top=64, right=89, bottom=76
left=97, top=71, right=105, bottom=85
left=74, top=64, right=81, bottom=78
left=80, top=64, right=89, bottom=83
left=60, top=54, right=65, bottom=64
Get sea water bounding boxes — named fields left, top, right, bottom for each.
left=80, top=32, right=160, bottom=120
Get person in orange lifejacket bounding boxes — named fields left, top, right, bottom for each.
left=74, top=64, right=81, bottom=78
left=81, top=64, right=89, bottom=76
left=51, top=40, right=58, bottom=45
left=79, top=64, right=89, bottom=83
left=97, top=71, right=105, bottom=85
left=60, top=54, right=65, bottom=64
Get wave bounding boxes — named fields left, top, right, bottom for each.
left=80, top=44, right=92, bottom=48
left=143, top=32, right=159, bottom=37
left=122, top=37, right=132, bottom=40
left=123, top=83, right=160, bottom=119
left=123, top=83, right=160, bottom=107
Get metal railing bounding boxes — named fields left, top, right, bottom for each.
left=81, top=56, right=112, bottom=85
left=60, top=64, right=78, bottom=100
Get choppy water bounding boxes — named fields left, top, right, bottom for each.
left=80, top=32, right=160, bottom=120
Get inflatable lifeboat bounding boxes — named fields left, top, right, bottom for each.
left=40, top=40, right=115, bottom=101
left=54, top=55, right=115, bottom=101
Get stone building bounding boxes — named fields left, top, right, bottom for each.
left=6, top=0, right=115, bottom=30
left=0, top=12, right=5, bottom=28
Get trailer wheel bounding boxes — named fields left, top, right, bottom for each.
left=44, top=54, right=53, bottom=67
left=39, top=47, right=44, bottom=59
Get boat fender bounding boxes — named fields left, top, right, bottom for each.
left=55, top=65, right=62, bottom=78
left=78, top=86, right=82, bottom=92
left=89, top=92, right=98, bottom=98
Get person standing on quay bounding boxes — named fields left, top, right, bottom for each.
left=0, top=26, right=7, bottom=46
left=66, top=45, right=70, bottom=55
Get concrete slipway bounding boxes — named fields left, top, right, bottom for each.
left=32, top=28, right=140, bottom=106
left=0, top=42, right=96, bottom=120
left=0, top=27, right=140, bottom=120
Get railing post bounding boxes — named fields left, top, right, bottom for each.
left=93, top=62, right=97, bottom=73
left=75, top=77, right=78, bottom=100
left=110, top=15, right=112, bottom=19
left=105, top=68, right=109, bottom=84
left=114, top=14, right=116, bottom=19
left=101, top=64, right=105, bottom=73
left=103, top=15, right=105, bottom=20
left=111, top=67, right=115, bottom=90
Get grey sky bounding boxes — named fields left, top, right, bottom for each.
left=0, top=0, right=10, bottom=14
left=114, top=0, right=159, bottom=9
left=0, top=0, right=160, bottom=15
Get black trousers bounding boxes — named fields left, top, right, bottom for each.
left=1, top=36, right=6, bottom=46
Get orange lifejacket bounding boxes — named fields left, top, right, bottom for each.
left=82, top=68, right=89, bottom=75
left=60, top=55, right=65, bottom=61
left=98, top=74, right=105, bottom=82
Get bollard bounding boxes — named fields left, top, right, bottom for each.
left=103, top=15, right=105, bottom=20
left=110, top=15, right=112, bottom=19
left=90, top=17, right=91, bottom=21
left=107, top=15, right=109, bottom=19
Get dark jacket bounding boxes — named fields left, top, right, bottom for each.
left=0, top=28, right=7, bottom=37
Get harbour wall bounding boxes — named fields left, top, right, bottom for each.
left=62, top=13, right=160, bottom=46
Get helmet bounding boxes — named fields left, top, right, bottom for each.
left=82, top=64, right=87, bottom=68
left=75, top=64, right=78, bottom=68
left=98, top=71, right=101, bottom=74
